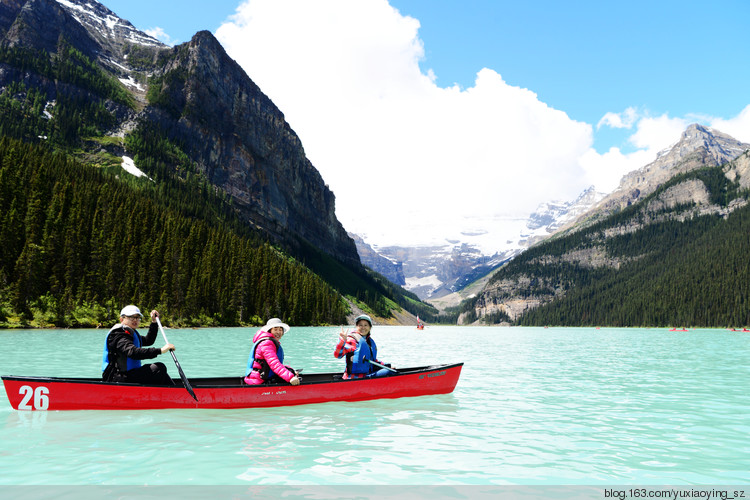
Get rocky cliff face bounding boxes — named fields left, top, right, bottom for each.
left=3, top=0, right=97, bottom=56
left=350, top=233, right=405, bottom=286
left=0, top=0, right=359, bottom=265
left=144, top=31, right=358, bottom=263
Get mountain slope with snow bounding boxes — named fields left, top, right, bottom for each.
left=357, top=185, right=606, bottom=303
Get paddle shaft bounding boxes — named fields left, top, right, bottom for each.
left=156, top=317, right=198, bottom=401
left=366, top=358, right=397, bottom=373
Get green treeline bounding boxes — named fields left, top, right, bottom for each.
left=0, top=138, right=347, bottom=327
left=122, top=120, right=244, bottom=232
left=0, top=42, right=132, bottom=148
left=0, top=82, right=50, bottom=141
left=54, top=40, right=134, bottom=108
left=473, top=165, right=750, bottom=327
left=518, top=205, right=750, bottom=326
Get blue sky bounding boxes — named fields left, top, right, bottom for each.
left=101, top=0, right=750, bottom=248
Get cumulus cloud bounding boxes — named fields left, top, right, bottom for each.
left=628, top=114, right=688, bottom=151
left=214, top=0, right=748, bottom=249
left=215, top=0, right=598, bottom=247
left=597, top=107, right=639, bottom=129
left=145, top=27, right=176, bottom=46
left=710, top=104, right=750, bottom=143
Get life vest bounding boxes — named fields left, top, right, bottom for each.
left=348, top=335, right=377, bottom=375
left=246, top=335, right=284, bottom=381
left=102, top=324, right=142, bottom=372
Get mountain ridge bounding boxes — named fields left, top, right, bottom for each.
left=567, top=124, right=750, bottom=232
left=464, top=124, right=750, bottom=326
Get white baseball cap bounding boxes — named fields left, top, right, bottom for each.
left=120, top=305, right=142, bottom=317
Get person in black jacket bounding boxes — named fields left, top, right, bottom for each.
left=102, top=305, right=175, bottom=385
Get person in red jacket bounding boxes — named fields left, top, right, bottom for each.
left=334, top=314, right=394, bottom=379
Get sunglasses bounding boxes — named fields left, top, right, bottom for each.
left=126, top=315, right=142, bottom=320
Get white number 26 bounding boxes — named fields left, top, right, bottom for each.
left=18, top=385, right=49, bottom=410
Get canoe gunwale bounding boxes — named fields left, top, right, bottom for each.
left=1, top=363, right=462, bottom=388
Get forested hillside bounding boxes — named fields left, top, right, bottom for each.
left=465, top=160, right=750, bottom=328
left=0, top=138, right=350, bottom=326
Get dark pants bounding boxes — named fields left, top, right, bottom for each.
left=260, top=365, right=297, bottom=384
left=124, top=363, right=174, bottom=386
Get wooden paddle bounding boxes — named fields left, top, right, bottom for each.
left=156, top=317, right=198, bottom=401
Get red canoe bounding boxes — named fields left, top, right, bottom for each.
left=1, top=363, right=463, bottom=411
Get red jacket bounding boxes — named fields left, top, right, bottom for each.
left=333, top=332, right=384, bottom=379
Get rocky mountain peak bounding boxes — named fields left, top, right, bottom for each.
left=577, top=124, right=750, bottom=225
left=3, top=0, right=94, bottom=54
left=666, top=123, right=748, bottom=164
left=139, top=27, right=358, bottom=263
left=54, top=0, right=164, bottom=49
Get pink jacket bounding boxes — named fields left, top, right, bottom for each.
left=244, top=330, right=295, bottom=385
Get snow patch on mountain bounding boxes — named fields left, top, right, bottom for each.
left=405, top=274, right=442, bottom=291
left=118, top=76, right=144, bottom=91
left=55, top=0, right=164, bottom=47
left=526, top=186, right=607, bottom=233
left=121, top=156, right=150, bottom=179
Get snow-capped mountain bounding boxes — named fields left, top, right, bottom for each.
left=55, top=0, right=163, bottom=48
left=526, top=186, right=607, bottom=233
left=356, top=186, right=606, bottom=302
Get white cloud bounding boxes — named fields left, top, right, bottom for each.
left=579, top=145, right=663, bottom=194
left=145, top=26, right=176, bottom=46
left=628, top=114, right=688, bottom=151
left=215, top=0, right=596, bottom=247
left=710, top=104, right=750, bottom=143
left=597, top=107, right=638, bottom=129
left=214, top=0, right=750, bottom=249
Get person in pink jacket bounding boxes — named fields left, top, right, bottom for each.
left=244, top=318, right=301, bottom=386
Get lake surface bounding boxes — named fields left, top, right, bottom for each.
left=1, top=326, right=749, bottom=488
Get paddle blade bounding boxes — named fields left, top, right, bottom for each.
left=171, top=350, right=198, bottom=401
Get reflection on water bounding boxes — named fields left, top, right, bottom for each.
left=1, top=326, right=749, bottom=485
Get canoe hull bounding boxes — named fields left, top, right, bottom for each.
left=1, top=363, right=462, bottom=410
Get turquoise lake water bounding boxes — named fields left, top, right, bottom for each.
left=1, top=325, right=749, bottom=487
